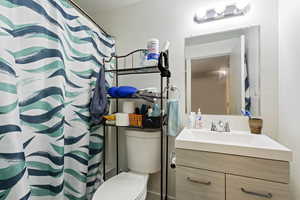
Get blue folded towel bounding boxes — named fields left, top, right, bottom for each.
left=117, top=86, right=138, bottom=98
left=167, top=100, right=181, bottom=137
left=108, top=87, right=118, bottom=97
left=108, top=86, right=138, bottom=98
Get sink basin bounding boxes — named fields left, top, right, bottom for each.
left=175, top=128, right=292, bottom=161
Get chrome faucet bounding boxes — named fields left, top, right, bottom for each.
left=224, top=121, right=230, bottom=132
left=211, top=120, right=230, bottom=133
left=211, top=121, right=217, bottom=131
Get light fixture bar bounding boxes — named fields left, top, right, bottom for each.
left=194, top=3, right=251, bottom=24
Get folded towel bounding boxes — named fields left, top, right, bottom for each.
left=108, top=86, right=138, bottom=98
left=167, top=100, right=181, bottom=137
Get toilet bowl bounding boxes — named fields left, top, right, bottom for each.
left=93, top=172, right=148, bottom=200
left=92, top=130, right=161, bottom=200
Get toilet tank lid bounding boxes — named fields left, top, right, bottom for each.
left=92, top=172, right=148, bottom=200
left=125, top=130, right=160, bottom=138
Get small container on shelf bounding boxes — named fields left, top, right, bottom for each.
left=116, top=113, right=130, bottom=126
left=143, top=116, right=164, bottom=129
left=129, top=114, right=144, bottom=128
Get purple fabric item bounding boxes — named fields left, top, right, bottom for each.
left=90, top=67, right=108, bottom=124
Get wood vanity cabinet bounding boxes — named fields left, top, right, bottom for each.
left=176, top=149, right=290, bottom=200
left=176, top=166, right=225, bottom=200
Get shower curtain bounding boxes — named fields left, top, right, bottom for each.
left=0, top=0, right=115, bottom=199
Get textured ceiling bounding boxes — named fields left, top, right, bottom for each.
left=72, top=0, right=143, bottom=14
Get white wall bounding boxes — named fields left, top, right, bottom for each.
left=97, top=0, right=278, bottom=138
left=278, top=1, right=300, bottom=199
left=95, top=0, right=279, bottom=198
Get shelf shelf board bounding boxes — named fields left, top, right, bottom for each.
left=104, top=123, right=161, bottom=130
left=105, top=66, right=160, bottom=76
left=108, top=96, right=163, bottom=100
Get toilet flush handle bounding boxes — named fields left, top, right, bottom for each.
left=170, top=152, right=176, bottom=169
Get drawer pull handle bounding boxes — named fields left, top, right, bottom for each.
left=187, top=177, right=211, bottom=185
left=241, top=188, right=273, bottom=199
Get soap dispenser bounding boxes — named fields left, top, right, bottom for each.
left=195, top=108, right=204, bottom=129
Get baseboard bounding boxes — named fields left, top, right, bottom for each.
left=104, top=166, right=116, bottom=180
left=146, top=191, right=175, bottom=200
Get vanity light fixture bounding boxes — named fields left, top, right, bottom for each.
left=194, top=1, right=251, bottom=24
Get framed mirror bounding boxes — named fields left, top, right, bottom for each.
left=185, top=26, right=261, bottom=116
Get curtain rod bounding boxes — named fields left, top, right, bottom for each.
left=67, top=0, right=112, bottom=37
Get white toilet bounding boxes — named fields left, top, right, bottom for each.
left=92, top=130, right=161, bottom=200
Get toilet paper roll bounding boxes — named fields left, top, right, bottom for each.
left=116, top=113, right=129, bottom=126
left=122, top=101, right=136, bottom=114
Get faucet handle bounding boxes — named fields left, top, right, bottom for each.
left=211, top=121, right=217, bottom=131
left=225, top=121, right=231, bottom=132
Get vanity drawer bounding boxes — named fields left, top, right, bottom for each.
left=176, top=149, right=289, bottom=183
left=176, top=166, right=225, bottom=200
left=226, top=174, right=290, bottom=200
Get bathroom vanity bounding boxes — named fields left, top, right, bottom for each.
left=175, top=129, right=292, bottom=200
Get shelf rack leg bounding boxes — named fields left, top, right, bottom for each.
left=165, top=136, right=169, bottom=200
left=103, top=57, right=107, bottom=181
left=103, top=125, right=106, bottom=181
left=165, top=76, right=170, bottom=200
left=160, top=76, right=164, bottom=200
left=116, top=128, right=119, bottom=174
left=116, top=58, right=119, bottom=175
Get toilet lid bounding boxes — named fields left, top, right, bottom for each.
left=93, top=172, right=148, bottom=200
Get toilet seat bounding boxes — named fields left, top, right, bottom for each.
left=92, top=172, right=149, bottom=200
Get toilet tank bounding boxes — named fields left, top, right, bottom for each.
left=125, top=130, right=161, bottom=174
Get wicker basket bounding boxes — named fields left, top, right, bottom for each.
left=128, top=114, right=143, bottom=128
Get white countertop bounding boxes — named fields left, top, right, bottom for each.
left=175, top=128, right=293, bottom=162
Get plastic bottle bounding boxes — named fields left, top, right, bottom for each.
left=148, top=108, right=153, bottom=117
left=188, top=112, right=196, bottom=129
left=195, top=108, right=204, bottom=129
left=145, top=39, right=160, bottom=66
left=161, top=41, right=170, bottom=52
left=152, top=102, right=161, bottom=117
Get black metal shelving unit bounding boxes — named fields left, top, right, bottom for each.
left=102, top=49, right=170, bottom=200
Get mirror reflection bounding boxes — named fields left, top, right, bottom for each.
left=185, top=26, right=261, bottom=116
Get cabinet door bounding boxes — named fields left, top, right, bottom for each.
left=176, top=166, right=225, bottom=200
left=226, top=174, right=290, bottom=200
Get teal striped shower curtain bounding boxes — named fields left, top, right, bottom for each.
left=0, top=0, right=115, bottom=199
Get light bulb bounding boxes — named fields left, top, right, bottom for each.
left=215, top=4, right=225, bottom=14
left=195, top=8, right=207, bottom=20
left=200, top=7, right=209, bottom=17
left=218, top=70, right=227, bottom=76
left=206, top=9, right=218, bottom=19
left=236, top=0, right=250, bottom=10
left=224, top=4, right=237, bottom=16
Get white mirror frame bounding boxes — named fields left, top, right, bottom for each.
left=184, top=26, right=261, bottom=116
